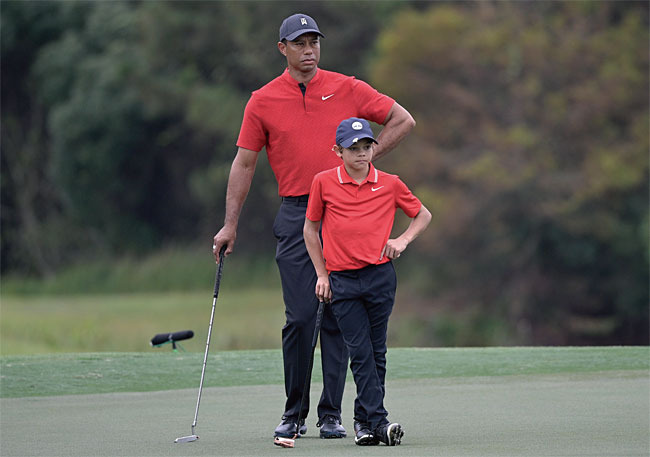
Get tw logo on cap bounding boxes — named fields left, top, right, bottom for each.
left=279, top=13, right=325, bottom=42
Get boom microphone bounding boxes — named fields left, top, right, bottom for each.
left=151, top=330, right=194, bottom=347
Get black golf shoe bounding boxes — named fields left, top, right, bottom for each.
left=274, top=416, right=307, bottom=438
left=375, top=422, right=404, bottom=446
left=317, top=414, right=347, bottom=438
left=353, top=420, right=376, bottom=446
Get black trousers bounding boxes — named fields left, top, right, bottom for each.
left=329, top=262, right=396, bottom=431
left=273, top=197, right=348, bottom=420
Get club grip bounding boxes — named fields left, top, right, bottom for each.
left=214, top=246, right=226, bottom=298
left=312, top=301, right=325, bottom=347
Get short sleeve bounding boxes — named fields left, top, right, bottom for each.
left=306, top=175, right=325, bottom=222
left=236, top=94, right=267, bottom=152
left=394, top=178, right=422, bottom=218
left=351, top=78, right=395, bottom=125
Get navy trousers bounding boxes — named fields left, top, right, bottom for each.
left=329, top=262, right=396, bottom=431
left=273, top=198, right=348, bottom=420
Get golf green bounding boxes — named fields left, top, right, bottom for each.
left=1, top=349, right=648, bottom=456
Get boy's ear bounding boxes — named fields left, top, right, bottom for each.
left=332, top=145, right=343, bottom=158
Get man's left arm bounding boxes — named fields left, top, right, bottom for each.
left=373, top=102, right=416, bottom=161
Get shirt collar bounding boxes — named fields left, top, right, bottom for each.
left=282, top=68, right=321, bottom=88
left=337, top=163, right=378, bottom=186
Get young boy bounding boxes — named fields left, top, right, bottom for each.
left=303, top=117, right=431, bottom=446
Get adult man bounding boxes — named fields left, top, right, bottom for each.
left=212, top=13, right=415, bottom=439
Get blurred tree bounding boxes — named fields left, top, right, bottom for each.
left=1, top=1, right=93, bottom=274
left=371, top=1, right=649, bottom=345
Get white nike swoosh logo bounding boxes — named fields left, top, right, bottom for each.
left=371, top=186, right=384, bottom=192
left=321, top=94, right=334, bottom=100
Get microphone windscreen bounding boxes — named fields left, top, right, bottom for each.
left=150, top=330, right=194, bottom=346
left=170, top=330, right=194, bottom=341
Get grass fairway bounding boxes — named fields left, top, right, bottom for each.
left=1, top=347, right=648, bottom=456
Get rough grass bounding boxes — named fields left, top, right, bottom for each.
left=0, top=288, right=286, bottom=354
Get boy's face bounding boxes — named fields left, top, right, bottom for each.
left=335, top=138, right=374, bottom=173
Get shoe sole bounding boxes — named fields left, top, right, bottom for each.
left=320, top=431, right=346, bottom=439
left=355, top=434, right=376, bottom=446
left=275, top=426, right=307, bottom=439
left=386, top=423, right=404, bottom=446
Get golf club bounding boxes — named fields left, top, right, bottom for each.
left=274, top=299, right=325, bottom=449
left=175, top=246, right=226, bottom=444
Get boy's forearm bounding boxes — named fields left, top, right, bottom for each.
left=397, top=205, right=432, bottom=245
left=381, top=205, right=431, bottom=260
left=303, top=220, right=328, bottom=278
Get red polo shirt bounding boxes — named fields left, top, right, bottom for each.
left=237, top=68, right=395, bottom=196
left=306, top=163, right=422, bottom=272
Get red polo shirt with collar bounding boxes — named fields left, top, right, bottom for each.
left=306, top=163, right=422, bottom=272
left=237, top=68, right=395, bottom=197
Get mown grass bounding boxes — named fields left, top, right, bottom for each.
left=1, top=346, right=648, bottom=398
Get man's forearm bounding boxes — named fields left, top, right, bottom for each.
left=223, top=149, right=258, bottom=229
left=373, top=102, right=416, bottom=161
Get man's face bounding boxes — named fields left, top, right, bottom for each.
left=278, top=33, right=321, bottom=73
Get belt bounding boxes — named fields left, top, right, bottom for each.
left=281, top=194, right=309, bottom=205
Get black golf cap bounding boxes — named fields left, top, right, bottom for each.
left=279, top=13, right=324, bottom=41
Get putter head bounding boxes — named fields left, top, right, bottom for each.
left=174, top=435, right=199, bottom=443
left=273, top=436, right=295, bottom=448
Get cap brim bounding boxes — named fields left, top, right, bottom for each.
left=284, top=29, right=325, bottom=41
left=340, top=136, right=378, bottom=148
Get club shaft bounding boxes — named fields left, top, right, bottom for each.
left=190, top=249, right=225, bottom=435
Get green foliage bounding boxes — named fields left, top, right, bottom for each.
left=371, top=2, right=649, bottom=345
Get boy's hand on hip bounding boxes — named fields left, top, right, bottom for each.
left=315, top=275, right=332, bottom=303
left=380, top=238, right=407, bottom=260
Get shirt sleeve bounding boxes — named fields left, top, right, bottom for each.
left=306, top=175, right=325, bottom=222
left=351, top=78, right=395, bottom=125
left=394, top=177, right=422, bottom=218
left=236, top=94, right=266, bottom=152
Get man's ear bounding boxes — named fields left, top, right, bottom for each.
left=278, top=41, right=287, bottom=56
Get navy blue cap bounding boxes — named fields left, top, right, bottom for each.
left=279, top=13, right=324, bottom=41
left=336, top=118, right=378, bottom=148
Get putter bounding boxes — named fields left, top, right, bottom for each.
left=175, top=247, right=226, bottom=444
left=274, top=299, right=326, bottom=449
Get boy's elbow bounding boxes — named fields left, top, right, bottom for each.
left=420, top=205, right=432, bottom=225
left=303, top=219, right=318, bottom=237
